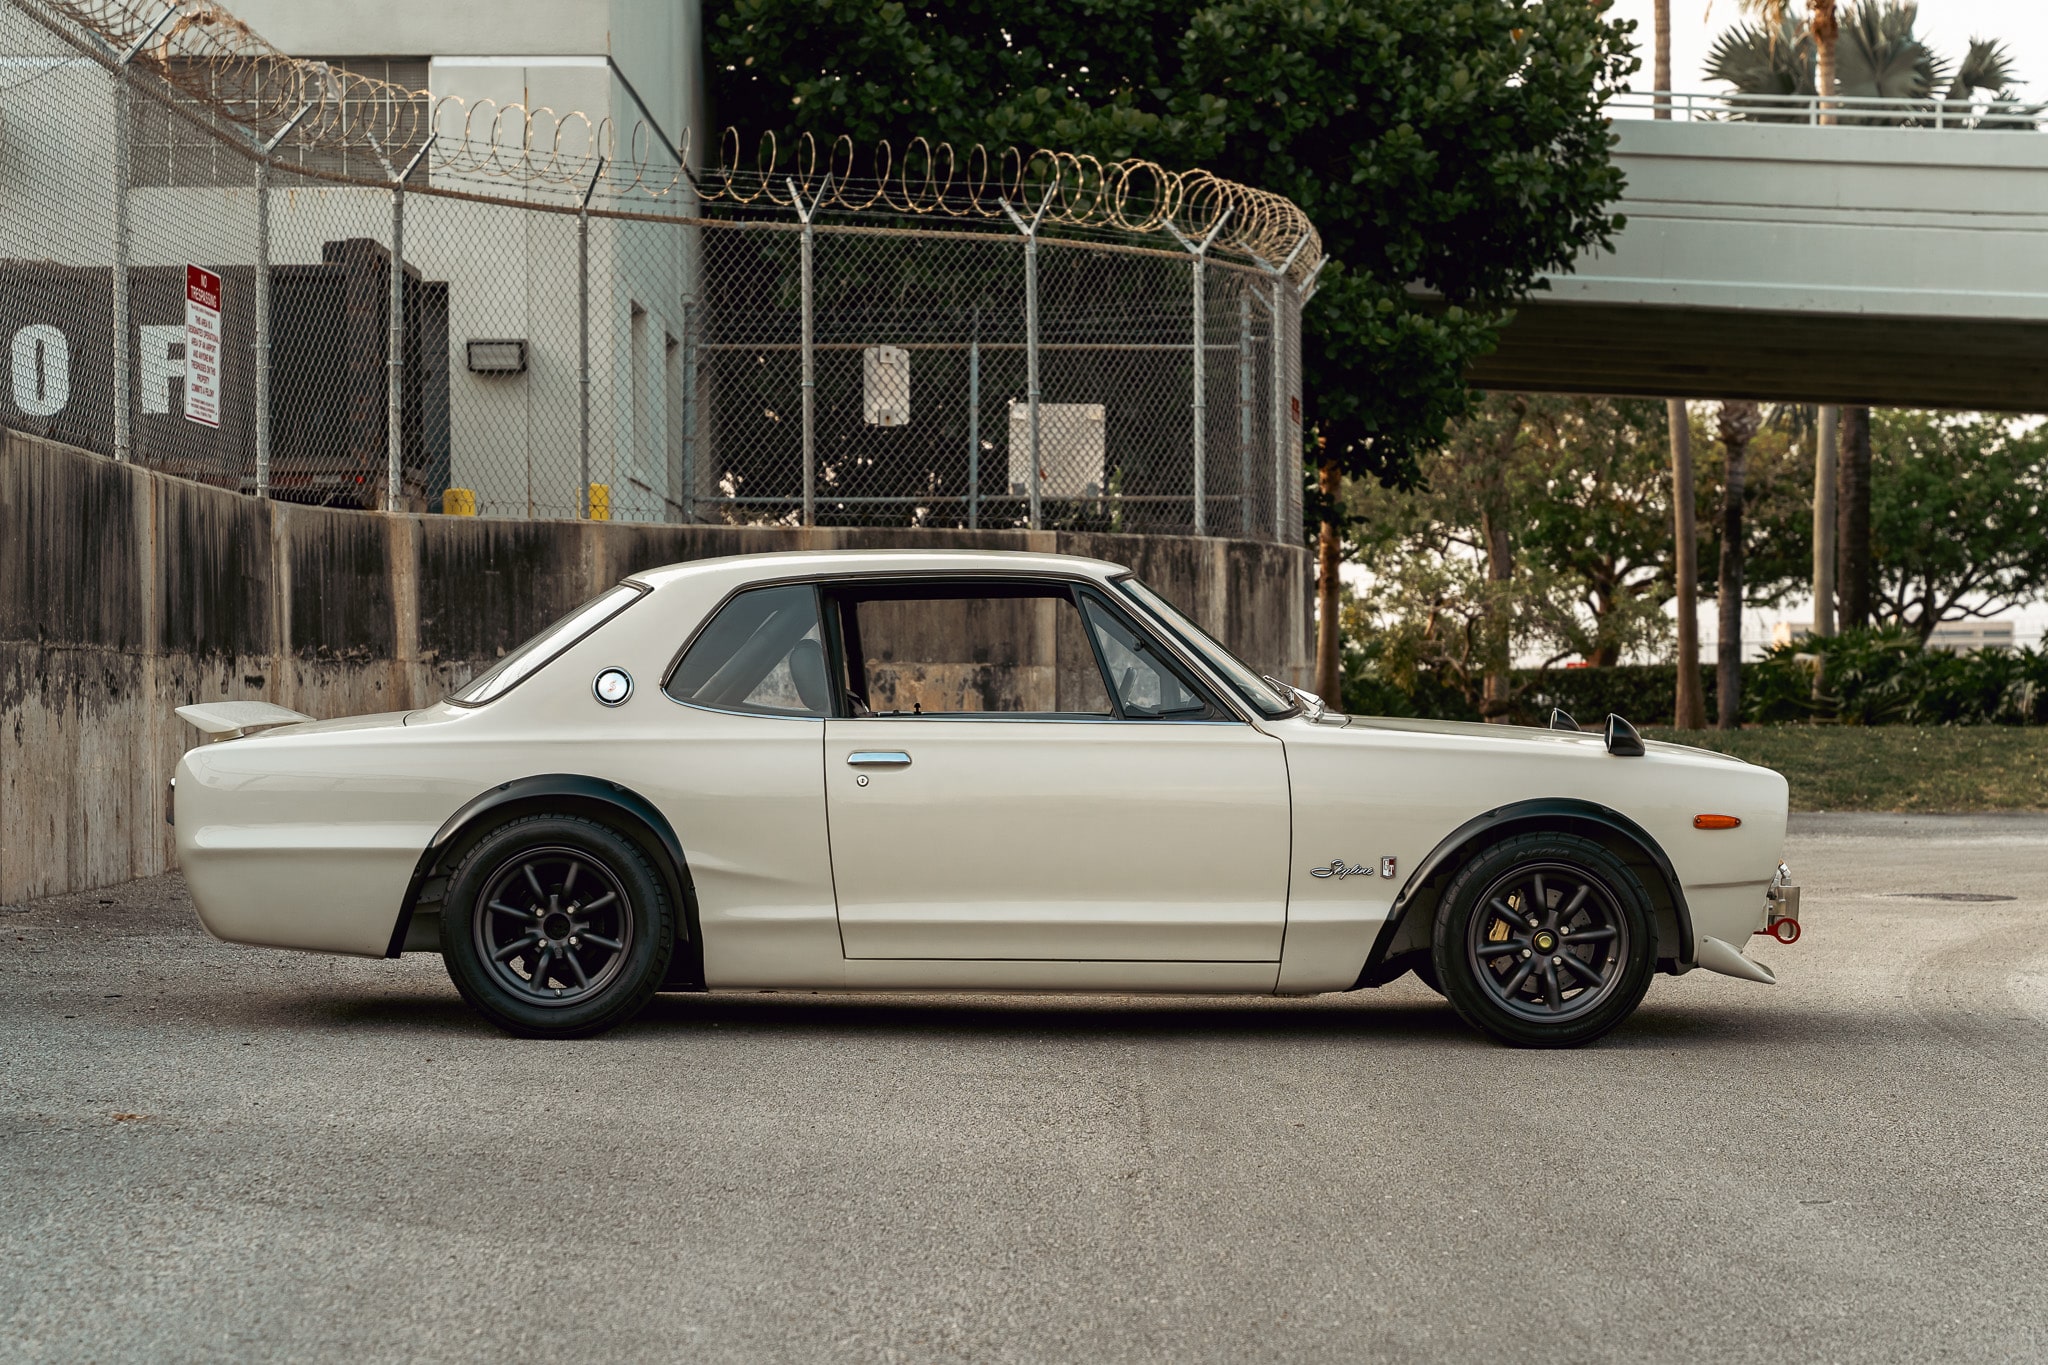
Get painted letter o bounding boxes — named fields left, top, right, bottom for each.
left=11, top=324, right=69, bottom=416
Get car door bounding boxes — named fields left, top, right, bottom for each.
left=820, top=577, right=1290, bottom=974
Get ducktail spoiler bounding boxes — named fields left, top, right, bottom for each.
left=175, top=701, right=312, bottom=741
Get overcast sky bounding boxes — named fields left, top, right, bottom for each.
left=1606, top=0, right=2048, bottom=96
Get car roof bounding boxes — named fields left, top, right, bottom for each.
left=631, top=547, right=1133, bottom=591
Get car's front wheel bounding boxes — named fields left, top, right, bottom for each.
left=1431, top=832, right=1655, bottom=1048
left=440, top=814, right=674, bottom=1038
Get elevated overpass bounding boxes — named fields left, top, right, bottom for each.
left=1472, top=94, right=2048, bottom=412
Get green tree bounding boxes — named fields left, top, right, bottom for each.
left=1866, top=412, right=2048, bottom=638
left=1713, top=400, right=1763, bottom=729
left=1343, top=393, right=1678, bottom=719
left=709, top=0, right=1637, bottom=697
left=1516, top=397, right=1679, bottom=667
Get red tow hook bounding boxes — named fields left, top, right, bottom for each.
left=1759, top=864, right=1802, bottom=945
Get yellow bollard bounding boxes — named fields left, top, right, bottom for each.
left=442, top=487, right=477, bottom=516
left=588, top=483, right=610, bottom=521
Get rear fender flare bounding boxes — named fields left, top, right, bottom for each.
left=1355, top=798, right=1693, bottom=987
left=387, top=774, right=702, bottom=989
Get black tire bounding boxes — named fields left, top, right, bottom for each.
left=1431, top=832, right=1655, bottom=1048
left=1410, top=954, right=1444, bottom=995
left=440, top=814, right=674, bottom=1038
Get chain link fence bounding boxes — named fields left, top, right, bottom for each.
left=0, top=0, right=1315, bottom=541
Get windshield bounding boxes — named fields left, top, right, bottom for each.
left=448, top=582, right=645, bottom=706
left=1115, top=577, right=1299, bottom=719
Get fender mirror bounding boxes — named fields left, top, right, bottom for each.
left=1549, top=708, right=1580, bottom=732
left=1604, top=713, right=1645, bottom=757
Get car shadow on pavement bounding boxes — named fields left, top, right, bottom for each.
left=277, top=983, right=1862, bottom=1053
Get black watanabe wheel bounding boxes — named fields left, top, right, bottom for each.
left=440, top=814, right=674, bottom=1038
left=1431, top=832, right=1656, bottom=1048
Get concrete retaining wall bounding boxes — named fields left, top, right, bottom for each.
left=0, top=429, right=1310, bottom=904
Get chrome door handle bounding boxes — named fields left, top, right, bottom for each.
left=846, top=750, right=912, bottom=768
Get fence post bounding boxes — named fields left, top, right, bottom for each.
left=1271, top=277, right=1287, bottom=542
left=787, top=178, right=827, bottom=527
left=385, top=137, right=434, bottom=513
left=1237, top=291, right=1252, bottom=537
left=106, top=10, right=175, bottom=464
left=110, top=63, right=131, bottom=461
left=253, top=156, right=270, bottom=496
left=1247, top=237, right=1309, bottom=544
left=577, top=159, right=604, bottom=519
left=1166, top=209, right=1231, bottom=537
left=1000, top=198, right=1050, bottom=530
left=680, top=297, right=697, bottom=523
left=252, top=104, right=312, bottom=500
left=967, top=305, right=981, bottom=530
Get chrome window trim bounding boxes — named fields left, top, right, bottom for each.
left=665, top=694, right=827, bottom=722
left=446, top=580, right=650, bottom=708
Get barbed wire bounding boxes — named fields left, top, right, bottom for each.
left=24, top=0, right=1321, bottom=277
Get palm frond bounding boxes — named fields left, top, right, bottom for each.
left=1705, top=16, right=1816, bottom=105
left=1951, top=37, right=2019, bottom=100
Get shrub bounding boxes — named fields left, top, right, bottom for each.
left=1745, top=626, right=2048, bottom=726
left=1513, top=665, right=1717, bottom=729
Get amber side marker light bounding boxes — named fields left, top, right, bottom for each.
left=1693, top=814, right=1742, bottom=830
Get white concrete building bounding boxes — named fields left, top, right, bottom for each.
left=205, top=0, right=704, bottom=519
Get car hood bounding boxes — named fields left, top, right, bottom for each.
left=1317, top=713, right=1749, bottom=765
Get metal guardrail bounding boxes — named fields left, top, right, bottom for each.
left=1609, top=89, right=2047, bottom=131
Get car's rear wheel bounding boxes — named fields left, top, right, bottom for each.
left=440, top=814, right=673, bottom=1038
left=1431, top=832, right=1655, bottom=1048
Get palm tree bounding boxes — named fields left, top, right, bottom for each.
left=1707, top=3, right=2025, bottom=644
left=1707, top=2, right=2022, bottom=123
left=1654, top=0, right=1673, bottom=118
left=1654, top=0, right=1707, bottom=726
left=1669, top=401, right=1706, bottom=726
left=1715, top=400, right=1762, bottom=730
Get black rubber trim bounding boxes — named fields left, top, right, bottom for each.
left=385, top=774, right=701, bottom=988
left=1354, top=797, right=1694, bottom=986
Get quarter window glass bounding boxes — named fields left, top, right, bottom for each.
left=666, top=584, right=829, bottom=716
left=1079, top=597, right=1214, bottom=719
left=843, top=589, right=1112, bottom=717
left=450, top=583, right=644, bottom=706
left=1117, top=577, right=1296, bottom=719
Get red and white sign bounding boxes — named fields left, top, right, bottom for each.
left=182, top=264, right=221, bottom=428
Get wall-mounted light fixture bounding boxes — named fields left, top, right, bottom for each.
left=466, top=338, right=527, bottom=374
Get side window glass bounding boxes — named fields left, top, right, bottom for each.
left=665, top=584, right=830, bottom=717
left=1079, top=596, right=1216, bottom=720
left=842, top=588, right=1113, bottom=717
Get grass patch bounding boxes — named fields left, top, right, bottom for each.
left=1644, top=726, right=2048, bottom=812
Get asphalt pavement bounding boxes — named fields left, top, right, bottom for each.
left=4, top=812, right=2047, bottom=1363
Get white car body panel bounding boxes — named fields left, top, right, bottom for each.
left=824, top=718, right=1290, bottom=964
left=173, top=548, right=1794, bottom=1003
left=1274, top=715, right=1787, bottom=993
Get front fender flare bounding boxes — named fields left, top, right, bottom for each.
left=1356, top=798, right=1694, bottom=987
left=385, top=774, right=700, bottom=987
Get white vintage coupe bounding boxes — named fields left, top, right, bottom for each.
left=173, top=550, right=1802, bottom=1047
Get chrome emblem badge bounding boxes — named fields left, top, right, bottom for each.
left=1311, top=857, right=1398, bottom=880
